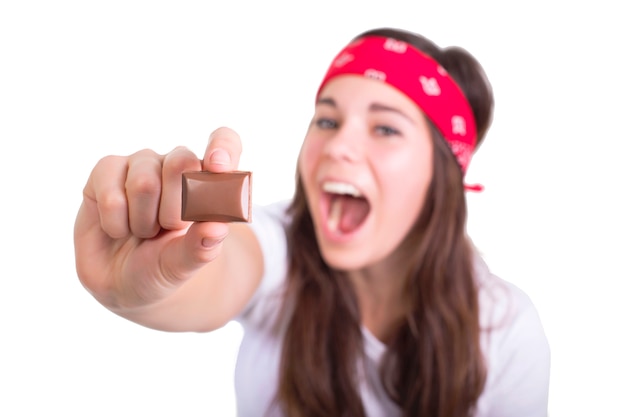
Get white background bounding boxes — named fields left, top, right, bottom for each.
left=1, top=1, right=624, bottom=416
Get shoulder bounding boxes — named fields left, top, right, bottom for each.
left=248, top=199, right=292, bottom=236
left=473, top=254, right=547, bottom=348
left=236, top=200, right=292, bottom=327
left=473, top=252, right=551, bottom=417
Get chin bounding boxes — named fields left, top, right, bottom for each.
left=318, top=245, right=371, bottom=272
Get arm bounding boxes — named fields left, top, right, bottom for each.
left=74, top=127, right=264, bottom=332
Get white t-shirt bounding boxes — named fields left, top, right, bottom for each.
left=234, top=201, right=550, bottom=417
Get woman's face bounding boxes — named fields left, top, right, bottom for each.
left=299, top=75, right=434, bottom=271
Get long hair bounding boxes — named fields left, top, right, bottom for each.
left=276, top=28, right=494, bottom=417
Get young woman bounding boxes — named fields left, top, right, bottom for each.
left=74, top=27, right=550, bottom=417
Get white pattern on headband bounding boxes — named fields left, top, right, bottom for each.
left=383, top=38, right=408, bottom=53
left=364, top=69, right=386, bottom=81
left=333, top=53, right=354, bottom=68
left=419, top=76, right=441, bottom=96
left=449, top=140, right=471, bottom=168
left=451, top=115, right=467, bottom=136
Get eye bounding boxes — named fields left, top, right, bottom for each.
left=374, top=125, right=400, bottom=137
left=314, top=117, right=338, bottom=130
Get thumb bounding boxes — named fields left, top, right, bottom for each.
left=159, top=222, right=230, bottom=284
left=203, top=127, right=242, bottom=173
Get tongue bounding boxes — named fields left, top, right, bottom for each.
left=328, top=195, right=369, bottom=234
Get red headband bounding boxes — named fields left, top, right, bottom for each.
left=317, top=36, right=477, bottom=176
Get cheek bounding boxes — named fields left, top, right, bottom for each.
left=297, top=136, right=321, bottom=179
left=384, top=175, right=429, bottom=219
left=377, top=144, right=433, bottom=221
left=381, top=144, right=432, bottom=185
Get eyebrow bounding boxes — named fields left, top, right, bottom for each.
left=316, top=97, right=416, bottom=125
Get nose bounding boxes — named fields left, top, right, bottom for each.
left=322, top=121, right=363, bottom=163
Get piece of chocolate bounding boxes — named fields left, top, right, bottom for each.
left=181, top=171, right=252, bottom=222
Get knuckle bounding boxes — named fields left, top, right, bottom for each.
left=125, top=174, right=161, bottom=197
left=95, top=154, right=126, bottom=171
left=98, top=191, right=127, bottom=214
left=164, top=149, right=199, bottom=173
left=131, top=148, right=160, bottom=158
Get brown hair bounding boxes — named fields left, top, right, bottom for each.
left=276, top=27, right=494, bottom=417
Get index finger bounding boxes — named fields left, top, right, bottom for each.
left=159, top=146, right=203, bottom=230
left=202, top=127, right=243, bottom=173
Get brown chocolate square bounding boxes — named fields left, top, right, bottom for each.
left=181, top=171, right=251, bottom=222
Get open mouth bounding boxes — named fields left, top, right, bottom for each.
left=322, top=181, right=371, bottom=235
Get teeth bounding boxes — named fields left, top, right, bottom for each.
left=328, top=198, right=341, bottom=232
left=322, top=181, right=362, bottom=197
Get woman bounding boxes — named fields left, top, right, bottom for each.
left=75, top=27, right=550, bottom=417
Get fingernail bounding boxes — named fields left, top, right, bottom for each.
left=201, top=236, right=226, bottom=249
left=209, top=149, right=231, bottom=166
left=201, top=237, right=215, bottom=249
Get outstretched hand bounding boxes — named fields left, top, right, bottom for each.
left=74, top=127, right=243, bottom=310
